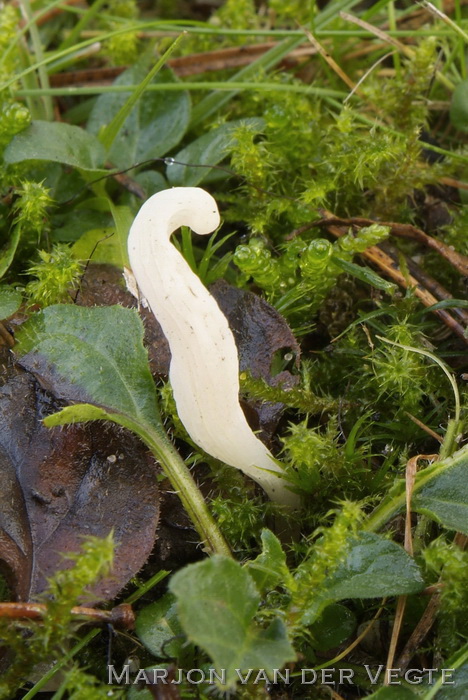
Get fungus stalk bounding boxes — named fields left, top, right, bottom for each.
left=128, top=187, right=297, bottom=506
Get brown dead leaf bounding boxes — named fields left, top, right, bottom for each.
left=0, top=363, right=159, bottom=602
left=210, top=279, right=300, bottom=380
left=210, top=279, right=301, bottom=440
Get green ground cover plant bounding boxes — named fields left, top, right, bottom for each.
left=1, top=0, right=468, bottom=698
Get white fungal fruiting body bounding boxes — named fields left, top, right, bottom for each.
left=128, top=187, right=297, bottom=505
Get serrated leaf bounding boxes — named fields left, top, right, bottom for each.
left=167, top=118, right=263, bottom=187
left=325, top=532, right=424, bottom=600
left=0, top=285, right=22, bottom=319
left=4, top=121, right=106, bottom=171
left=13, top=305, right=228, bottom=557
left=15, top=305, right=160, bottom=430
left=169, top=555, right=296, bottom=689
left=413, top=457, right=468, bottom=535
left=246, top=528, right=291, bottom=594
left=87, top=63, right=190, bottom=169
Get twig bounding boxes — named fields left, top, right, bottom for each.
left=49, top=43, right=317, bottom=86
left=340, top=11, right=453, bottom=90
left=385, top=455, right=437, bottom=683
left=0, top=321, right=15, bottom=348
left=396, top=594, right=441, bottom=671
left=314, top=214, right=468, bottom=277
left=380, top=241, right=468, bottom=325
left=440, top=176, right=468, bottom=191
left=301, top=26, right=357, bottom=92
left=0, top=602, right=135, bottom=629
left=318, top=215, right=468, bottom=345
left=405, top=412, right=443, bottom=443
left=340, top=11, right=413, bottom=58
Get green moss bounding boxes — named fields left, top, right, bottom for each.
left=26, top=244, right=83, bottom=306
left=424, top=537, right=468, bottom=655
left=0, top=535, right=114, bottom=699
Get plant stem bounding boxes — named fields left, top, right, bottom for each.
left=143, top=423, right=232, bottom=558
left=19, top=0, right=53, bottom=121
left=16, top=83, right=347, bottom=98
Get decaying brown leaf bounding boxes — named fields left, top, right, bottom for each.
left=0, top=363, right=159, bottom=602
left=210, top=279, right=300, bottom=381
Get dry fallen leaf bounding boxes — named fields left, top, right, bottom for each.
left=0, top=361, right=160, bottom=602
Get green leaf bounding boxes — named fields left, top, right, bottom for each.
left=450, top=80, right=468, bottom=133
left=99, top=35, right=185, bottom=153
left=434, top=663, right=468, bottom=698
left=332, top=256, right=397, bottom=294
left=15, top=304, right=160, bottom=430
left=246, top=529, right=291, bottom=594
left=136, top=593, right=185, bottom=659
left=413, top=458, right=468, bottom=535
left=52, top=206, right=113, bottom=243
left=87, top=63, right=190, bottom=170
left=133, top=170, right=167, bottom=199
left=4, top=121, right=106, bottom=171
left=0, top=226, right=21, bottom=279
left=166, top=118, right=263, bottom=187
left=0, top=285, right=22, bottom=319
left=367, top=445, right=468, bottom=535
left=422, top=299, right=468, bottom=313
left=325, top=532, right=424, bottom=600
left=169, top=555, right=296, bottom=689
left=72, top=228, right=122, bottom=266
left=43, top=403, right=123, bottom=428
left=109, top=203, right=134, bottom=268
left=310, top=603, right=356, bottom=652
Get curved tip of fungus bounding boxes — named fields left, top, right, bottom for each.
left=139, top=187, right=221, bottom=238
